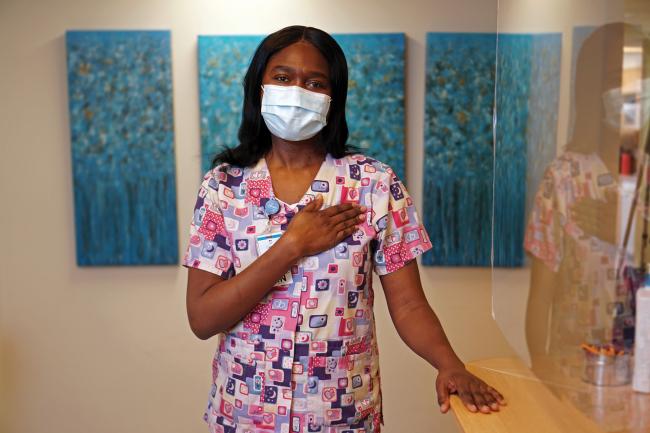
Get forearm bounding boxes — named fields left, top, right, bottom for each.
left=525, top=255, right=557, bottom=360
left=391, top=302, right=464, bottom=371
left=525, top=294, right=552, bottom=358
left=192, top=235, right=302, bottom=339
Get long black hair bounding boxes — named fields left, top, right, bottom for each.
left=210, top=25, right=362, bottom=169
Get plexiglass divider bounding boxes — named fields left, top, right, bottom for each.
left=491, top=1, right=650, bottom=431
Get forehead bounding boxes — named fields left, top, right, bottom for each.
left=265, top=41, right=329, bottom=76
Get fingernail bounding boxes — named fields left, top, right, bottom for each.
left=358, top=214, right=365, bottom=220
left=360, top=205, right=367, bottom=211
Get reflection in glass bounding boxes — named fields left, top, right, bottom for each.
left=493, top=7, right=650, bottom=432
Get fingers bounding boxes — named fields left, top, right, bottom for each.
left=569, top=194, right=617, bottom=241
left=570, top=203, right=604, bottom=220
left=332, top=210, right=365, bottom=234
left=469, top=380, right=490, bottom=413
left=321, top=201, right=364, bottom=217
left=439, top=371, right=505, bottom=416
left=329, top=205, right=367, bottom=226
left=320, top=201, right=354, bottom=216
left=435, top=376, right=450, bottom=414
left=480, top=383, right=506, bottom=411
left=570, top=206, right=616, bottom=243
left=334, top=222, right=360, bottom=244
left=457, top=387, right=478, bottom=413
left=480, top=383, right=500, bottom=412
left=320, top=201, right=366, bottom=243
left=486, top=384, right=507, bottom=405
left=570, top=198, right=616, bottom=218
left=449, top=375, right=478, bottom=413
left=306, top=194, right=323, bottom=211
left=472, top=380, right=506, bottom=413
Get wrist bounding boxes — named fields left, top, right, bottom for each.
left=435, top=355, right=466, bottom=372
left=279, top=232, right=304, bottom=262
left=439, top=362, right=466, bottom=372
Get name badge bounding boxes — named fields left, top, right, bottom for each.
left=255, top=231, right=293, bottom=286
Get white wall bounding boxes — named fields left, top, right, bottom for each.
left=0, top=1, right=510, bottom=433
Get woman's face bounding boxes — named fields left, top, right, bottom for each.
left=261, top=40, right=332, bottom=97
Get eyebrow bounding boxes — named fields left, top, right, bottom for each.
left=271, top=65, right=329, bottom=80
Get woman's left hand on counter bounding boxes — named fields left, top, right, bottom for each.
left=435, top=366, right=507, bottom=414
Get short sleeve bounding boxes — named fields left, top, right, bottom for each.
left=181, top=167, right=235, bottom=279
left=370, top=166, right=433, bottom=276
left=523, top=166, right=564, bottom=273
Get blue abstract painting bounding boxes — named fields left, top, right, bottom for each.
left=494, top=34, right=562, bottom=267
left=198, top=33, right=406, bottom=180
left=422, top=33, right=496, bottom=267
left=198, top=35, right=264, bottom=175
left=335, top=34, right=405, bottom=181
left=422, top=32, right=561, bottom=267
left=66, top=30, right=178, bottom=266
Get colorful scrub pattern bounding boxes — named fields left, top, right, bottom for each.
left=182, top=152, right=433, bottom=433
left=523, top=151, right=642, bottom=431
left=524, top=150, right=632, bottom=354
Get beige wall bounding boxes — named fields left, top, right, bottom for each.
left=0, top=1, right=620, bottom=433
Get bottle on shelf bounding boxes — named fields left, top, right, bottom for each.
left=632, top=264, right=650, bottom=393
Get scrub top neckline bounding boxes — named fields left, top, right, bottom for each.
left=261, top=151, right=331, bottom=208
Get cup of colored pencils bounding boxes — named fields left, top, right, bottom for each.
left=581, top=343, right=632, bottom=386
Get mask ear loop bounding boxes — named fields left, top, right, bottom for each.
left=260, top=84, right=267, bottom=104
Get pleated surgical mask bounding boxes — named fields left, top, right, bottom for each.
left=260, top=84, right=332, bottom=141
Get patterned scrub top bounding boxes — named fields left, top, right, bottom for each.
left=523, top=153, right=640, bottom=430
left=182, top=152, right=433, bottom=433
left=524, top=150, right=631, bottom=355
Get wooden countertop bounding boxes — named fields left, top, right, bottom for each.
left=449, top=357, right=650, bottom=433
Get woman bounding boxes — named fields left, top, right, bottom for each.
left=183, top=25, right=505, bottom=433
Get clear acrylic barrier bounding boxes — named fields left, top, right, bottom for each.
left=492, top=1, right=650, bottom=432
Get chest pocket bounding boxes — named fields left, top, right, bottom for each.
left=230, top=218, right=263, bottom=274
left=305, top=348, right=381, bottom=426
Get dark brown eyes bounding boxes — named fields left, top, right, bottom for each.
left=272, top=75, right=327, bottom=89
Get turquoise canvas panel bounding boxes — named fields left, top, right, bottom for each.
left=66, top=30, right=178, bottom=266
left=423, top=33, right=497, bottom=267
left=494, top=34, right=562, bottom=267
left=422, top=32, right=561, bottom=267
left=334, top=33, right=405, bottom=181
left=198, top=35, right=264, bottom=175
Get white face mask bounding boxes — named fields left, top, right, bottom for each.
left=260, top=84, right=332, bottom=141
left=601, top=78, right=650, bottom=131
